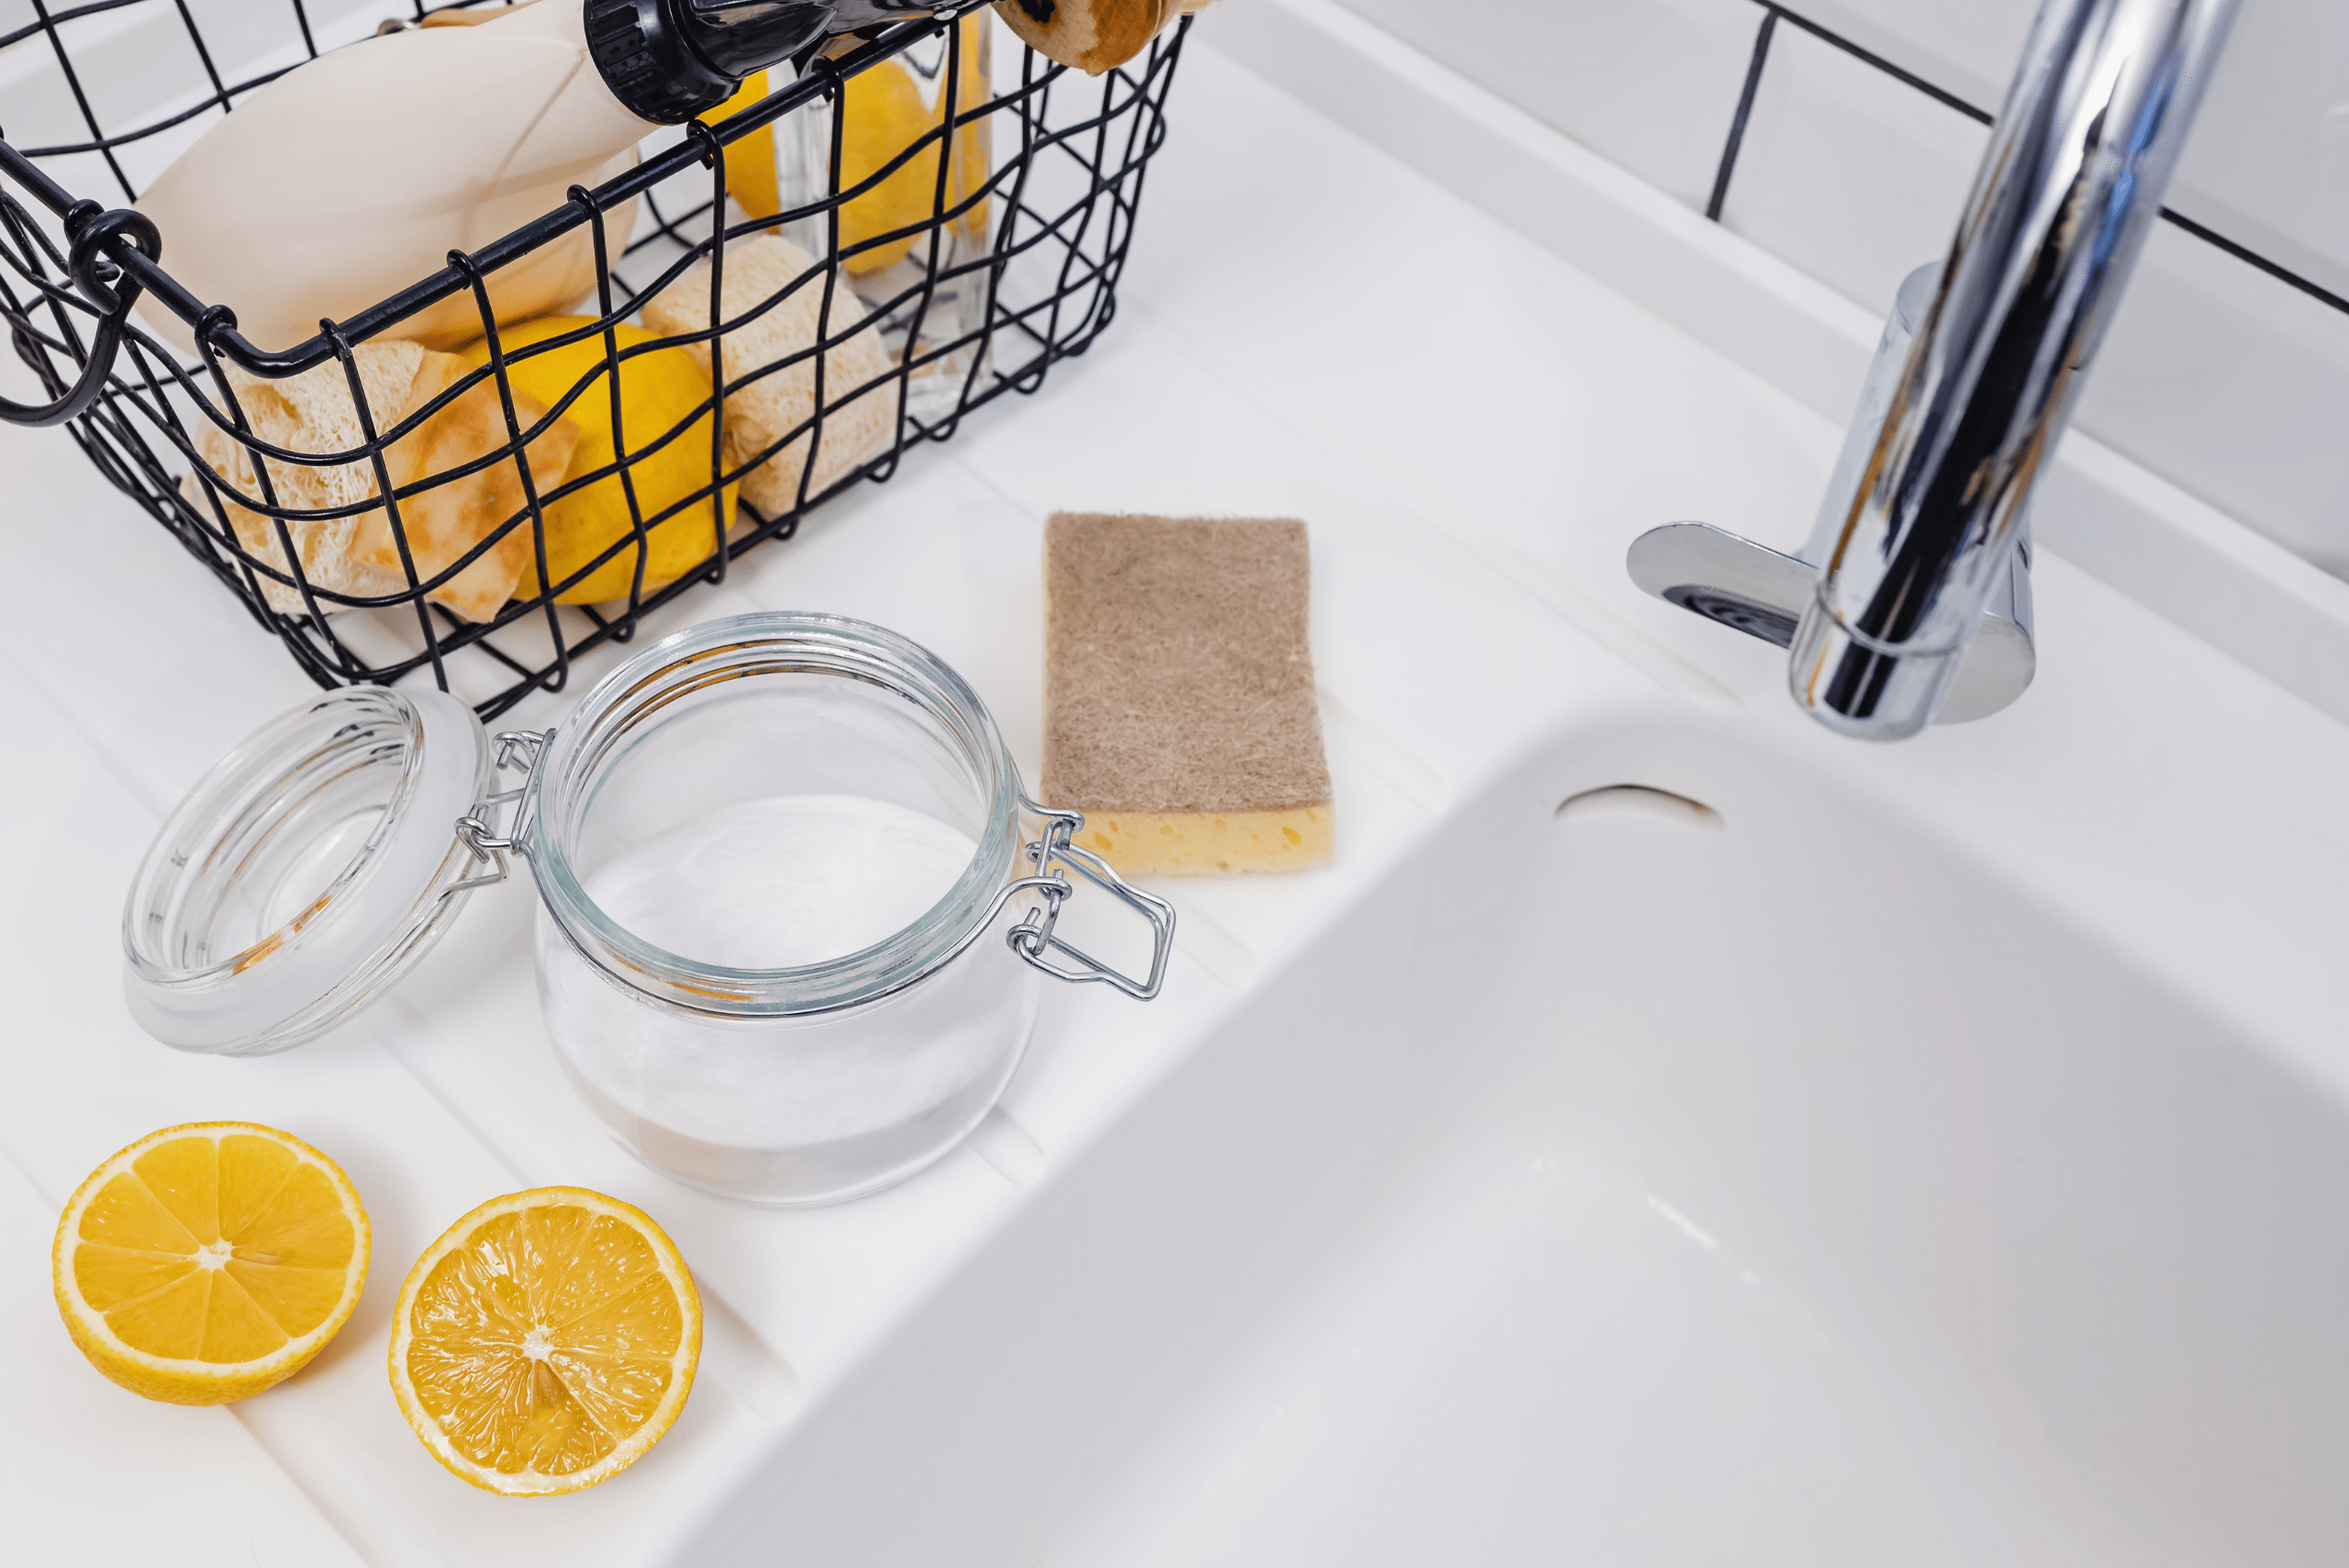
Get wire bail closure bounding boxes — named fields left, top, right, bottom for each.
left=449, top=728, right=552, bottom=896
left=991, top=790, right=1177, bottom=1000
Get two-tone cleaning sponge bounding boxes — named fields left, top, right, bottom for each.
left=1043, top=513, right=1331, bottom=876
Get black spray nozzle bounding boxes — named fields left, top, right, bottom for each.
left=584, top=0, right=840, bottom=124
left=585, top=1, right=959, bottom=123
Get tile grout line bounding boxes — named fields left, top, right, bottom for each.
left=1722, top=0, right=2349, bottom=318
left=2156, top=204, right=2349, bottom=315
left=1706, top=8, right=1776, bottom=222
left=1757, top=2, right=1994, bottom=126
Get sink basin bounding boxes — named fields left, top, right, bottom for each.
left=673, top=706, right=2349, bottom=1566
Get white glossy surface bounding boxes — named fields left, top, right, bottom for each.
left=1019, top=727, right=2349, bottom=1565
left=1717, top=21, right=1987, bottom=314
left=1331, top=0, right=1759, bottom=209
left=6, top=22, right=2349, bottom=1567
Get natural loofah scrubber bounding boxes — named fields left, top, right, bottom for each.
left=180, top=340, right=576, bottom=623
left=1043, top=512, right=1332, bottom=876
left=641, top=234, right=896, bottom=520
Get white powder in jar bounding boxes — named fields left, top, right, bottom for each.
left=546, top=795, right=1038, bottom=1185
left=585, top=794, right=979, bottom=968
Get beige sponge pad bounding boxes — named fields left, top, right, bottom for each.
left=640, top=234, right=896, bottom=520
left=1043, top=512, right=1331, bottom=876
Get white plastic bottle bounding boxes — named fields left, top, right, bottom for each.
left=134, top=0, right=890, bottom=356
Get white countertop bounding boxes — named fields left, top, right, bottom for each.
left=6, top=27, right=2348, bottom=1567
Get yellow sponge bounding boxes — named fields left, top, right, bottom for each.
left=1042, top=513, right=1332, bottom=876
left=1069, top=806, right=1332, bottom=877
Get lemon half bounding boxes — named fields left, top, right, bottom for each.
left=388, top=1187, right=702, bottom=1496
left=53, top=1122, right=370, bottom=1406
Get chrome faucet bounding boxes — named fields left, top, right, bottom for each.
left=1629, top=0, right=2240, bottom=740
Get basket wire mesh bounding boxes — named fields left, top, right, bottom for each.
left=0, top=1, right=1187, bottom=717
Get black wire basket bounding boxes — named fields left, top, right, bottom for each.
left=0, top=1, right=1186, bottom=717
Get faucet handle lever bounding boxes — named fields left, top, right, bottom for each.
left=1626, top=520, right=2034, bottom=727
left=1626, top=522, right=1812, bottom=650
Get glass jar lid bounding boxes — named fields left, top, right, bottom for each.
left=122, top=685, right=495, bottom=1056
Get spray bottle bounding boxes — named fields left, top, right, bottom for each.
left=135, top=0, right=938, bottom=355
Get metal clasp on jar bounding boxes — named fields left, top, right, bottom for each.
left=985, top=791, right=1176, bottom=1000
left=446, top=728, right=552, bottom=897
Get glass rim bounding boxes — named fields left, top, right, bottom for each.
left=524, top=611, right=1022, bottom=1018
left=123, top=685, right=426, bottom=988
left=120, top=684, right=493, bottom=1058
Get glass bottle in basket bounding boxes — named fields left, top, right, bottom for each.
left=773, top=17, right=994, bottom=428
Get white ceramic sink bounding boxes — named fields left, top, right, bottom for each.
left=6, top=17, right=2348, bottom=1568
left=642, top=701, right=2349, bottom=1567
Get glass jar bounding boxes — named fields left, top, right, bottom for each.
left=122, top=612, right=1173, bottom=1207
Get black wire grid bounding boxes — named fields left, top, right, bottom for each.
left=0, top=2, right=1188, bottom=717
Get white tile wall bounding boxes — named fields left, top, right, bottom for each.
left=1331, top=0, right=2349, bottom=580
left=2168, top=0, right=2349, bottom=305
left=1331, top=0, right=1763, bottom=210
left=1778, top=0, right=2035, bottom=107
left=1820, top=0, right=2349, bottom=304
left=1716, top=23, right=1987, bottom=317
left=2078, top=222, right=2349, bottom=578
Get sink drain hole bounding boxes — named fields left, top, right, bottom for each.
left=1554, top=785, right=1723, bottom=831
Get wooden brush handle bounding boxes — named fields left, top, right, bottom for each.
left=995, top=0, right=1203, bottom=76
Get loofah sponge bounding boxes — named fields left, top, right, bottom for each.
left=180, top=341, right=421, bottom=617
left=1042, top=512, right=1332, bottom=876
left=349, top=353, right=579, bottom=621
left=179, top=340, right=575, bottom=622
left=640, top=234, right=897, bottom=520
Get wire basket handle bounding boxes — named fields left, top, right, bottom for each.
left=0, top=145, right=159, bottom=428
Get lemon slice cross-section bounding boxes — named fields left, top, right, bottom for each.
left=52, top=1121, right=371, bottom=1405
left=388, top=1187, right=702, bottom=1496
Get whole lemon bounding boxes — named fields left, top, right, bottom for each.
left=462, top=317, right=737, bottom=605
left=702, top=71, right=780, bottom=223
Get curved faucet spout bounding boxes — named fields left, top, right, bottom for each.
left=1791, top=0, right=2239, bottom=740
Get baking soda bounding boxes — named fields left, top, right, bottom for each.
left=541, top=794, right=1039, bottom=1200
left=585, top=795, right=979, bottom=968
